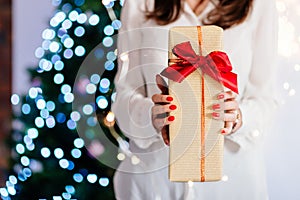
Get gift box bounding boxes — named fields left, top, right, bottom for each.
left=161, top=26, right=238, bottom=182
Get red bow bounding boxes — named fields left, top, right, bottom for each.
left=161, top=41, right=238, bottom=94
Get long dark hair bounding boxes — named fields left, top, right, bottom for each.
left=146, top=0, right=253, bottom=29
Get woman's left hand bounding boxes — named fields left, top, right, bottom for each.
left=212, top=91, right=243, bottom=135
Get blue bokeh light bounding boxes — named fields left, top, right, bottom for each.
left=11, top=94, right=20, bottom=105
left=103, top=37, right=113, bottom=47
left=87, top=174, right=97, bottom=183
left=90, top=74, right=100, bottom=84
left=104, top=60, right=115, bottom=71
left=46, top=116, right=56, bottom=128
left=99, top=177, right=109, bottom=187
left=75, top=0, right=85, bottom=6
left=62, top=19, right=72, bottom=30
left=71, top=148, right=81, bottom=159
left=75, top=46, right=85, bottom=56
left=74, top=26, right=85, bottom=37
left=63, top=38, right=74, bottom=48
left=41, top=147, right=51, bottom=158
left=40, top=109, right=50, bottom=119
left=59, top=159, right=69, bottom=169
left=56, top=113, right=66, bottom=123
left=61, top=84, right=71, bottom=94
left=23, top=168, right=32, bottom=177
left=35, top=47, right=45, bottom=58
left=65, top=185, right=75, bottom=194
left=22, top=104, right=31, bottom=114
left=96, top=96, right=108, bottom=109
left=16, top=144, right=25, bottom=154
left=89, top=14, right=100, bottom=26
left=57, top=28, right=67, bottom=38
left=35, top=117, right=45, bottom=128
left=106, top=51, right=117, bottom=61
left=54, top=60, right=64, bottom=71
left=54, top=73, right=64, bottom=84
left=67, top=120, right=76, bottom=130
left=104, top=25, right=114, bottom=36
left=64, top=49, right=74, bottom=59
left=87, top=117, right=97, bottom=127
left=67, top=161, right=75, bottom=170
left=20, top=156, right=30, bottom=167
left=27, top=128, right=39, bottom=139
left=68, top=10, right=78, bottom=21
left=77, top=13, right=87, bottom=24
left=94, top=48, right=104, bottom=59
left=74, top=138, right=85, bottom=148
left=112, top=19, right=122, bottom=30
left=51, top=55, right=61, bottom=63
left=54, top=148, right=64, bottom=159
left=46, top=101, right=56, bottom=111
left=73, top=173, right=83, bottom=183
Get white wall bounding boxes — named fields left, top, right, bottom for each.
left=12, top=0, right=300, bottom=199
left=12, top=0, right=54, bottom=94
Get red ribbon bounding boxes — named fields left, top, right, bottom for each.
left=161, top=41, right=238, bottom=94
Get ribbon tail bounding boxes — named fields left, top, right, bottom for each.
left=220, top=73, right=239, bottom=94
left=161, top=64, right=197, bottom=83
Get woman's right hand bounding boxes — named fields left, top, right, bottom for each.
left=151, top=75, right=177, bottom=145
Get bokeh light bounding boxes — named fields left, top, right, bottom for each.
left=99, top=177, right=109, bottom=187
left=54, top=148, right=64, bottom=159
left=41, top=147, right=51, bottom=158
left=89, top=14, right=100, bottom=26
left=11, top=94, right=20, bottom=105
left=73, top=173, right=83, bottom=183
left=96, top=96, right=108, bottom=109
left=74, top=26, right=85, bottom=37
left=87, top=174, right=97, bottom=183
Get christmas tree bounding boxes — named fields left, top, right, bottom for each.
left=3, top=0, right=124, bottom=199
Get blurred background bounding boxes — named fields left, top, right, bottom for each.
left=0, top=0, right=299, bottom=199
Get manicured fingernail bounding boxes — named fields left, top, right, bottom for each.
left=169, top=105, right=177, bottom=110
left=221, top=130, right=226, bottom=135
left=166, top=96, right=173, bottom=102
left=212, top=112, right=220, bottom=118
left=212, top=104, right=220, bottom=110
left=218, top=94, right=224, bottom=99
left=168, top=116, right=175, bottom=121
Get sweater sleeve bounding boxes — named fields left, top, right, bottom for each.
left=111, top=0, right=161, bottom=149
left=226, top=0, right=279, bottom=148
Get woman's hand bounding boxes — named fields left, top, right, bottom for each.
left=212, top=91, right=243, bottom=135
left=151, top=75, right=176, bottom=145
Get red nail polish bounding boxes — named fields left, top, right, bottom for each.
left=212, top=104, right=220, bottom=110
left=169, top=105, right=177, bottom=110
left=218, top=94, right=224, bottom=99
left=168, top=116, right=175, bottom=121
left=221, top=130, right=226, bottom=135
left=166, top=96, right=173, bottom=102
left=212, top=112, right=220, bottom=117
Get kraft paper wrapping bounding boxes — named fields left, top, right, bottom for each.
left=168, top=26, right=224, bottom=182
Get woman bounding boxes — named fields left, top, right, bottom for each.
left=112, top=0, right=278, bottom=199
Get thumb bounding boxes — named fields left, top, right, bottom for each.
left=156, top=74, right=168, bottom=95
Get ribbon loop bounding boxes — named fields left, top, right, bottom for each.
left=161, top=41, right=238, bottom=94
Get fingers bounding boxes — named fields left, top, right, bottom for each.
left=152, top=94, right=173, bottom=104
left=218, top=91, right=237, bottom=101
left=153, top=115, right=174, bottom=129
left=212, top=101, right=238, bottom=112
left=212, top=111, right=237, bottom=122
left=221, top=121, right=234, bottom=135
left=152, top=104, right=177, bottom=116
left=215, top=91, right=240, bottom=135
